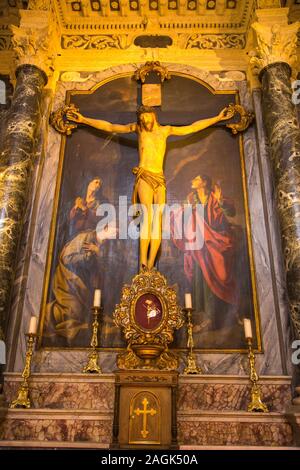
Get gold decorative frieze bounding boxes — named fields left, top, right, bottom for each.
left=0, top=0, right=263, bottom=77
left=61, top=32, right=248, bottom=50
left=182, top=33, right=246, bottom=49
left=61, top=34, right=131, bottom=50
left=225, top=104, right=254, bottom=134
left=50, top=103, right=79, bottom=135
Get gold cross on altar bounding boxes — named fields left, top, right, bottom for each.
left=134, top=397, right=157, bottom=439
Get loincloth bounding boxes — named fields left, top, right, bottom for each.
left=132, top=166, right=166, bottom=206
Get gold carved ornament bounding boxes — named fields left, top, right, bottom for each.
left=225, top=103, right=254, bottom=135
left=134, top=61, right=171, bottom=83
left=49, top=103, right=79, bottom=135
left=113, top=268, right=184, bottom=371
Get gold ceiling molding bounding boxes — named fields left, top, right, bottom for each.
left=53, top=0, right=255, bottom=34
left=61, top=32, right=247, bottom=50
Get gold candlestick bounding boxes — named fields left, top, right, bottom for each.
left=83, top=306, right=102, bottom=374
left=183, top=308, right=202, bottom=374
left=246, top=337, right=268, bottom=412
left=10, top=333, right=37, bottom=409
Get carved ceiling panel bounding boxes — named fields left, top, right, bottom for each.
left=0, top=0, right=299, bottom=65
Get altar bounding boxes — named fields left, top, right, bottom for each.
left=0, top=372, right=295, bottom=448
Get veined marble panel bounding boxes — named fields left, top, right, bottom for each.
left=178, top=375, right=292, bottom=412
left=1, top=373, right=296, bottom=447
left=178, top=412, right=294, bottom=447
left=1, top=410, right=293, bottom=447
left=0, top=410, right=112, bottom=444
left=3, top=373, right=115, bottom=410
left=3, top=372, right=291, bottom=413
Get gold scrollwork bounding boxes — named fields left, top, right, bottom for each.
left=183, top=33, right=246, bottom=50
left=225, top=103, right=254, bottom=135
left=49, top=104, right=79, bottom=136
left=117, top=348, right=143, bottom=370
left=113, top=267, right=184, bottom=371
left=62, top=34, right=131, bottom=50
left=134, top=61, right=171, bottom=83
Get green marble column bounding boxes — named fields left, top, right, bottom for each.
left=260, top=62, right=300, bottom=339
left=0, top=64, right=47, bottom=336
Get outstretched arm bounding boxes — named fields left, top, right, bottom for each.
left=66, top=109, right=136, bottom=134
left=167, top=107, right=235, bottom=136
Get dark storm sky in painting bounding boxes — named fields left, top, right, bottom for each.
left=41, top=74, right=259, bottom=350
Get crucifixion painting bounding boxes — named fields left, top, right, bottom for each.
left=64, top=103, right=235, bottom=270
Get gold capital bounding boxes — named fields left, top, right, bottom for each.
left=10, top=10, right=58, bottom=80
left=250, top=18, right=300, bottom=76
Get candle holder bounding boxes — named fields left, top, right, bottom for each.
left=183, top=308, right=202, bottom=375
left=83, top=306, right=102, bottom=374
left=10, top=333, right=37, bottom=409
left=246, top=337, right=268, bottom=413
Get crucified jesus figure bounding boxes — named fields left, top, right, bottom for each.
left=66, top=105, right=234, bottom=271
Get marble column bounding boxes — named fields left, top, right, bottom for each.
left=259, top=62, right=300, bottom=339
left=0, top=64, right=47, bottom=336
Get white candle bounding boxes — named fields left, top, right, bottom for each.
left=243, top=318, right=252, bottom=339
left=28, top=316, right=37, bottom=335
left=185, top=293, right=192, bottom=309
left=93, top=289, right=101, bottom=307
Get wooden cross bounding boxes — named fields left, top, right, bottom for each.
left=134, top=397, right=157, bottom=439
